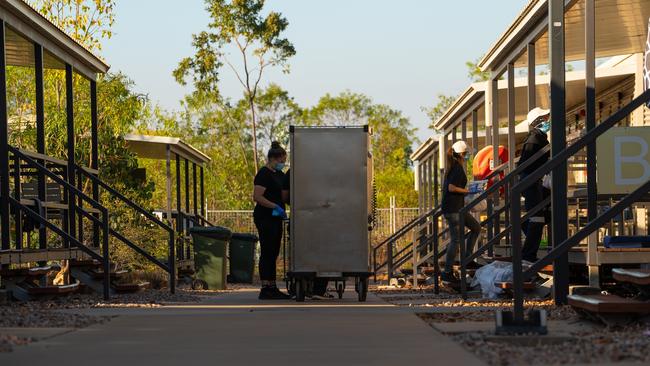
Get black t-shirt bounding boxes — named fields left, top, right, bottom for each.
left=441, top=162, right=467, bottom=214
left=253, top=167, right=285, bottom=220
left=518, top=129, right=550, bottom=177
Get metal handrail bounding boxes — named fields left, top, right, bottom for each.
left=8, top=147, right=111, bottom=300
left=75, top=164, right=176, bottom=294
left=508, top=89, right=650, bottom=323
left=456, top=144, right=551, bottom=297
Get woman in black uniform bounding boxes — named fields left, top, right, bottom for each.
left=253, top=142, right=291, bottom=300
left=441, top=141, right=482, bottom=285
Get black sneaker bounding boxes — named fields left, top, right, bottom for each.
left=258, top=287, right=286, bottom=300
left=440, top=272, right=460, bottom=285
left=258, top=286, right=291, bottom=300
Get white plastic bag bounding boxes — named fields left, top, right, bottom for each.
left=470, top=260, right=533, bottom=299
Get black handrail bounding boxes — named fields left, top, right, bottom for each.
left=509, top=89, right=650, bottom=323
left=75, top=164, right=176, bottom=294
left=7, top=147, right=111, bottom=300
left=456, top=145, right=551, bottom=297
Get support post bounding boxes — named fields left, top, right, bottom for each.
left=507, top=63, right=516, bottom=172
left=585, top=0, right=599, bottom=287
left=0, top=21, right=8, bottom=250
left=65, top=64, right=76, bottom=246
left=490, top=77, right=500, bottom=240
left=549, top=0, right=569, bottom=305
left=200, top=166, right=205, bottom=218
left=527, top=43, right=536, bottom=110
left=472, top=110, right=479, bottom=154
left=193, top=163, right=198, bottom=218
left=176, top=154, right=183, bottom=260
left=184, top=158, right=189, bottom=217
left=91, top=79, right=100, bottom=249
left=165, top=146, right=172, bottom=227
left=35, top=43, right=46, bottom=250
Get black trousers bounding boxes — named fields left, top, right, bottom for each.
left=255, top=216, right=283, bottom=282
left=521, top=182, right=550, bottom=262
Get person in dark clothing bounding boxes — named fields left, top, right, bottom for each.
left=254, top=141, right=291, bottom=300
left=441, top=140, right=483, bottom=285
left=282, top=169, right=331, bottom=299
left=518, top=107, right=552, bottom=262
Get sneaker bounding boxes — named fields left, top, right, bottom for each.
left=270, top=286, right=291, bottom=299
left=258, top=287, right=291, bottom=300
left=440, top=272, right=460, bottom=285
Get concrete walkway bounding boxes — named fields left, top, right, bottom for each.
left=1, top=289, right=484, bottom=366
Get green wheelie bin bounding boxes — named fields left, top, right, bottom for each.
left=228, top=233, right=258, bottom=283
left=189, top=226, right=232, bottom=290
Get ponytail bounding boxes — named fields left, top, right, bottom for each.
left=267, top=141, right=287, bottom=160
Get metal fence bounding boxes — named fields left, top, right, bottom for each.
left=206, top=207, right=419, bottom=246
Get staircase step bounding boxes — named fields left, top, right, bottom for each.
left=0, top=265, right=59, bottom=277
left=88, top=268, right=129, bottom=279
left=612, top=268, right=650, bottom=286
left=568, top=294, right=650, bottom=314
left=22, top=280, right=80, bottom=296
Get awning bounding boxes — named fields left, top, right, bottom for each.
left=479, top=0, right=650, bottom=72
left=433, top=54, right=636, bottom=131
left=0, top=0, right=110, bottom=79
left=124, top=134, right=211, bottom=166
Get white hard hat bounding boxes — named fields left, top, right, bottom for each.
left=452, top=140, right=469, bottom=154
left=525, top=107, right=550, bottom=126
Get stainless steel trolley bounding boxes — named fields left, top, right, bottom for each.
left=285, top=126, right=375, bottom=302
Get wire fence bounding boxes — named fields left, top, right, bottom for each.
left=206, top=207, right=419, bottom=246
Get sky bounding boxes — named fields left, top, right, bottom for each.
left=102, top=0, right=529, bottom=143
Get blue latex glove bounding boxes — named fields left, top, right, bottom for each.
left=272, top=205, right=287, bottom=219
left=468, top=183, right=484, bottom=194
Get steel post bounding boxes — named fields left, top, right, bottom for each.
left=549, top=0, right=569, bottom=305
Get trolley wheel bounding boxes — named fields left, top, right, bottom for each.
left=295, top=279, right=306, bottom=302
left=337, top=282, right=344, bottom=299
left=191, top=279, right=208, bottom=290
left=357, top=277, right=368, bottom=302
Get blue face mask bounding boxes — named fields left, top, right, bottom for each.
left=537, top=121, right=551, bottom=134
left=275, top=162, right=285, bottom=171
left=464, top=154, right=470, bottom=162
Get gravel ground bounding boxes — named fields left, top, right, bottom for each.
left=452, top=324, right=650, bottom=365
left=404, top=291, right=650, bottom=365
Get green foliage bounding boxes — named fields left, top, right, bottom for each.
left=465, top=58, right=490, bottom=82
left=173, top=0, right=295, bottom=171
left=423, top=94, right=457, bottom=129
left=30, top=0, right=115, bottom=51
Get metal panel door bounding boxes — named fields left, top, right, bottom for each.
left=290, top=127, right=370, bottom=274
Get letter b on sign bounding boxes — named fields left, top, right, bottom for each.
left=598, top=127, right=650, bottom=194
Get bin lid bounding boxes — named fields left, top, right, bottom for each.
left=231, top=233, right=259, bottom=242
left=189, top=226, right=233, bottom=240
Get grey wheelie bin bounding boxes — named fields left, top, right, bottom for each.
left=228, top=233, right=258, bottom=283
left=189, top=226, right=232, bottom=290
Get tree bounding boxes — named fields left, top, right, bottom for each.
left=422, top=94, right=457, bottom=129
left=307, top=91, right=371, bottom=126
left=250, top=83, right=302, bottom=151
left=465, top=58, right=490, bottom=82
left=174, top=0, right=296, bottom=174
left=31, top=0, right=115, bottom=52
